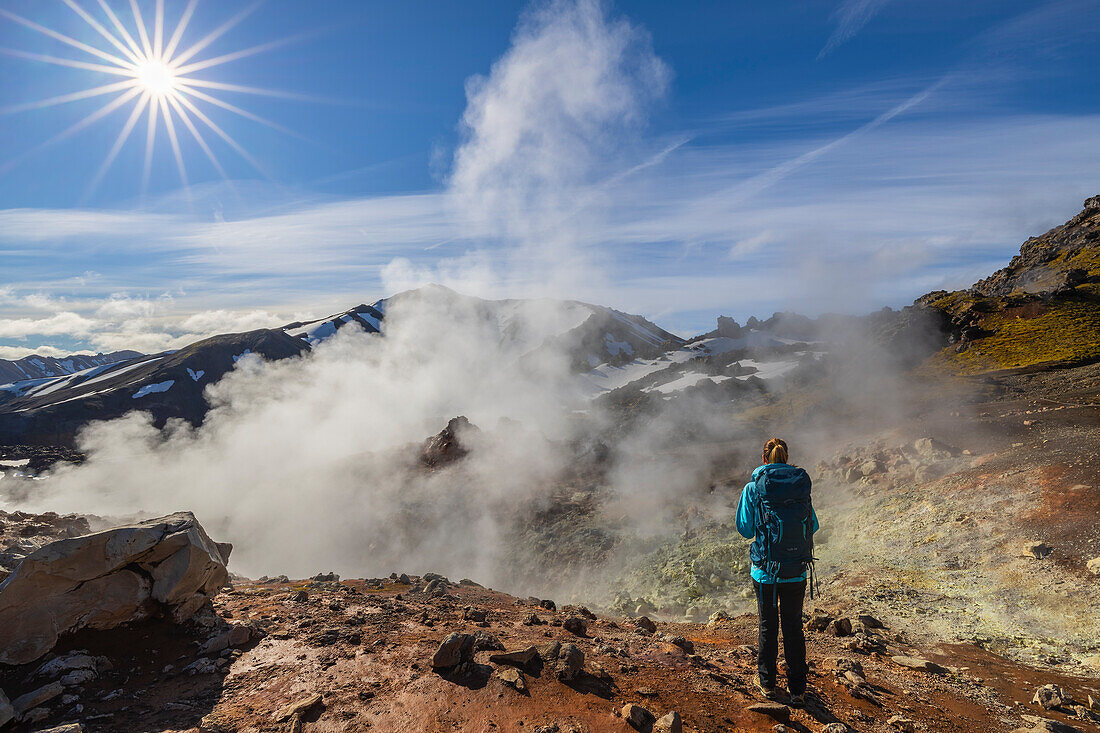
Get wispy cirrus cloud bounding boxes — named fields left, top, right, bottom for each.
left=818, top=0, right=894, bottom=59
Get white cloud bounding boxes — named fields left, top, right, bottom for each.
left=0, top=345, right=87, bottom=360
left=0, top=311, right=98, bottom=339
left=819, top=0, right=894, bottom=59
left=179, top=309, right=286, bottom=334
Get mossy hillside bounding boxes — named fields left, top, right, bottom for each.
left=935, top=292, right=1100, bottom=373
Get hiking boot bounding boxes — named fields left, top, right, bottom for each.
left=788, top=692, right=806, bottom=708
left=753, top=674, right=778, bottom=700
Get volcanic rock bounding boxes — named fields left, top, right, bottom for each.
left=496, top=666, right=527, bottom=693
left=1086, top=557, right=1100, bottom=575
left=420, top=416, right=478, bottom=467
left=654, top=710, right=683, bottom=733
left=706, top=611, right=731, bottom=628
left=747, top=702, right=790, bottom=721
left=891, top=656, right=946, bottom=674
left=888, top=716, right=918, bottom=732
left=431, top=633, right=476, bottom=669
left=563, top=616, right=588, bottom=636
left=0, top=689, right=13, bottom=728
left=0, top=511, right=230, bottom=665
left=556, top=643, right=584, bottom=682
left=274, top=693, right=323, bottom=722
left=12, top=681, right=63, bottom=719
left=1020, top=541, right=1053, bottom=559
left=489, top=646, right=539, bottom=669
left=1033, top=684, right=1071, bottom=710
left=635, top=616, right=657, bottom=633
left=827, top=618, right=853, bottom=637
left=806, top=612, right=833, bottom=632
left=622, top=702, right=655, bottom=729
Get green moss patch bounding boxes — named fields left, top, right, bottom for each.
left=942, top=295, right=1100, bottom=373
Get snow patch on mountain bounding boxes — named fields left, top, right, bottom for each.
left=132, top=381, right=175, bottom=399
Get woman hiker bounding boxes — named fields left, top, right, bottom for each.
left=736, top=437, right=819, bottom=707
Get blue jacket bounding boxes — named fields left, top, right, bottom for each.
left=736, top=463, right=819, bottom=584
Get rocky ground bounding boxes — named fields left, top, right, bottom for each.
left=1, top=571, right=1098, bottom=733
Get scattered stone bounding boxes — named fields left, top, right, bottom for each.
left=1033, top=684, right=1071, bottom=710
left=563, top=616, right=588, bottom=636
left=12, top=682, right=63, bottom=718
left=538, top=599, right=556, bottom=611
left=654, top=710, right=683, bottom=733
left=523, top=613, right=543, bottom=626
left=1087, top=695, right=1098, bottom=712
left=664, top=635, right=695, bottom=654
left=22, top=707, right=49, bottom=724
left=201, top=623, right=254, bottom=655
left=431, top=633, right=475, bottom=669
left=1020, top=713, right=1083, bottom=733
left=859, top=460, right=884, bottom=477
left=857, top=613, right=884, bottom=629
left=622, top=703, right=655, bottom=730
left=747, top=702, right=790, bottom=721
left=822, top=724, right=849, bottom=733
left=635, top=616, right=657, bottom=633
left=891, top=656, right=946, bottom=674
left=537, top=641, right=562, bottom=663
left=31, top=653, right=98, bottom=682
left=274, top=693, right=323, bottom=722
left=636, top=687, right=659, bottom=698
left=496, top=666, right=527, bottom=693
left=887, top=715, right=917, bottom=732
left=827, top=618, right=853, bottom=637
left=556, top=643, right=584, bottom=682
left=1087, top=557, right=1100, bottom=576
left=59, top=668, right=97, bottom=686
left=706, top=611, right=730, bottom=628
left=463, top=607, right=487, bottom=622
left=311, top=571, right=339, bottom=582
left=489, top=646, right=539, bottom=669
left=0, top=512, right=231, bottom=665
left=32, top=725, right=84, bottom=733
left=1020, top=541, right=1053, bottom=560
left=473, top=631, right=504, bottom=652
left=0, top=689, right=13, bottom=728
left=806, top=613, right=833, bottom=632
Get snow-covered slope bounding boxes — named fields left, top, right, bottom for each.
left=0, top=351, right=140, bottom=386
left=285, top=285, right=681, bottom=368
left=0, top=285, right=821, bottom=445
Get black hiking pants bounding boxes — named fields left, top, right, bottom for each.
left=753, top=579, right=808, bottom=695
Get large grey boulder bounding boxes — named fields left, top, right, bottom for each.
left=0, top=512, right=230, bottom=665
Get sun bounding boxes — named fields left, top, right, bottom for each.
left=135, top=58, right=178, bottom=98
left=0, top=0, right=302, bottom=200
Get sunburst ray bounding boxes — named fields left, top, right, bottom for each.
left=129, top=0, right=154, bottom=58
left=0, top=87, right=142, bottom=175
left=0, top=8, right=133, bottom=69
left=61, top=0, right=142, bottom=66
left=163, top=0, right=199, bottom=60
left=171, top=1, right=264, bottom=68
left=96, top=0, right=144, bottom=59
left=0, top=79, right=137, bottom=115
left=85, top=92, right=152, bottom=201
left=0, top=0, right=308, bottom=199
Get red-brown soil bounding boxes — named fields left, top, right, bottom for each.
left=2, top=576, right=1097, bottom=733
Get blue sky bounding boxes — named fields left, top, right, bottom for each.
left=1, top=0, right=1099, bottom=357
